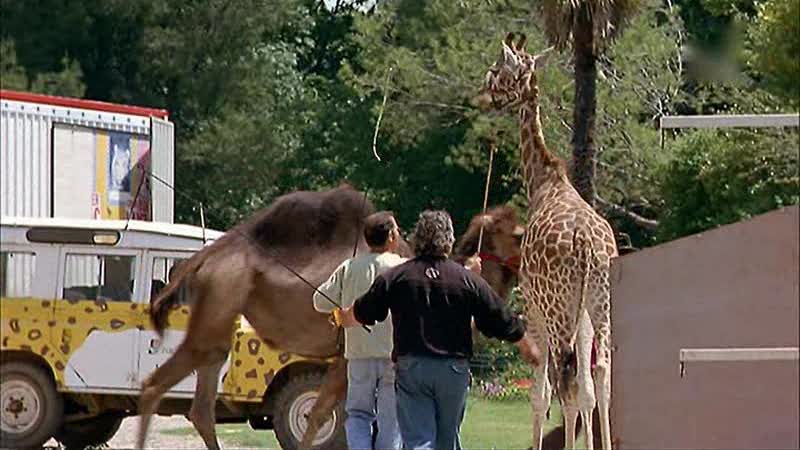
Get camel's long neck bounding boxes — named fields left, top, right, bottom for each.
left=519, top=93, right=555, bottom=202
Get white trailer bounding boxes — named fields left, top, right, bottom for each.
left=0, top=89, right=174, bottom=223
left=1, top=90, right=176, bottom=295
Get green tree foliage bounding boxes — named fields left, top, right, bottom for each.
left=656, top=129, right=800, bottom=241
left=1, top=0, right=796, bottom=244
left=0, top=40, right=85, bottom=97
left=345, top=0, right=681, bottom=244
left=0, top=41, right=28, bottom=91
left=339, top=0, right=542, bottom=230
left=746, top=0, right=800, bottom=105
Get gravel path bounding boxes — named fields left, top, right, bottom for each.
left=45, top=415, right=210, bottom=449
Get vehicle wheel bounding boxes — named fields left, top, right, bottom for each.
left=55, top=414, right=123, bottom=450
left=0, top=361, right=64, bottom=449
left=273, top=370, right=346, bottom=450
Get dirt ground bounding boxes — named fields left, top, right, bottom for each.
left=45, top=415, right=209, bottom=449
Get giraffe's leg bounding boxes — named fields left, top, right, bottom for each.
left=530, top=346, right=551, bottom=449
left=524, top=301, right=551, bottom=450
left=575, top=310, right=596, bottom=450
left=189, top=356, right=227, bottom=450
left=587, top=276, right=613, bottom=450
left=546, top=329, right=581, bottom=450
left=561, top=394, right=579, bottom=450
left=592, top=321, right=612, bottom=450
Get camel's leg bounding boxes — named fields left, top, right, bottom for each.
left=189, top=356, right=227, bottom=450
left=137, top=344, right=198, bottom=449
left=298, top=357, right=348, bottom=450
left=529, top=327, right=551, bottom=449
left=587, top=272, right=612, bottom=450
left=139, top=254, right=245, bottom=450
left=575, top=311, right=596, bottom=450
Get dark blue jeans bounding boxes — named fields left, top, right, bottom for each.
left=394, top=355, right=470, bottom=450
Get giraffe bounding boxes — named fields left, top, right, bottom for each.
left=478, top=33, right=617, bottom=450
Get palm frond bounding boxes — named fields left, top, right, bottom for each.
left=539, top=0, right=641, bottom=49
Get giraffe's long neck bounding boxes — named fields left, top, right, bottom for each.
left=519, top=90, right=562, bottom=208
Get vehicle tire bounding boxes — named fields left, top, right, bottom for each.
left=55, top=413, right=123, bottom=450
left=0, top=361, right=64, bottom=449
left=273, top=370, right=346, bottom=450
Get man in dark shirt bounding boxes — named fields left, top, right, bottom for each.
left=339, top=210, right=541, bottom=449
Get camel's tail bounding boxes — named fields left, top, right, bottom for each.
left=149, top=246, right=211, bottom=336
left=560, top=226, right=593, bottom=390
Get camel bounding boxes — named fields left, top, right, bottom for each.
left=135, top=185, right=528, bottom=449
left=137, top=185, right=377, bottom=449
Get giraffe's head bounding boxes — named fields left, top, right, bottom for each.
left=477, top=32, right=551, bottom=113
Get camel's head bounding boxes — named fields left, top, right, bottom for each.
left=476, top=32, right=550, bottom=113
left=454, top=206, right=525, bottom=300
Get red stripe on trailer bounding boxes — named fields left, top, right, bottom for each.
left=0, top=89, right=168, bottom=119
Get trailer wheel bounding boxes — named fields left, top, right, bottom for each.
left=273, top=371, right=346, bottom=450
left=55, top=413, right=123, bottom=450
left=0, top=361, right=63, bottom=449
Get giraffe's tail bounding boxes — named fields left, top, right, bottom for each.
left=559, top=226, right=593, bottom=390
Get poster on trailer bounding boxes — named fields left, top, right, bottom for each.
left=108, top=133, right=132, bottom=207
left=93, top=130, right=151, bottom=220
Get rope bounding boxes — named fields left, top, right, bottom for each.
left=372, top=67, right=392, bottom=161
left=476, top=141, right=496, bottom=254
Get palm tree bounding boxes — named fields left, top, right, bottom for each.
left=540, top=0, right=640, bottom=205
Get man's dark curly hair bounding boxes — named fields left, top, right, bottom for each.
left=411, top=210, right=455, bottom=257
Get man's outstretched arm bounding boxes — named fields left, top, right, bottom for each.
left=339, top=275, right=391, bottom=328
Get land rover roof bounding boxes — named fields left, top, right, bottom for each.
left=0, top=216, right=224, bottom=251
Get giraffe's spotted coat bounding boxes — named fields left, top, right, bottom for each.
left=482, top=34, right=617, bottom=449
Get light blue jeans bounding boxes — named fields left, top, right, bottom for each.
left=394, top=356, right=470, bottom=450
left=346, top=358, right=402, bottom=450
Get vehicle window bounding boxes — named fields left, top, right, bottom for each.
left=0, top=252, right=37, bottom=297
left=63, top=254, right=135, bottom=302
left=151, top=257, right=188, bottom=303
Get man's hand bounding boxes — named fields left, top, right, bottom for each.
left=465, top=254, right=482, bottom=275
left=333, top=307, right=361, bottom=328
left=515, top=332, right=543, bottom=366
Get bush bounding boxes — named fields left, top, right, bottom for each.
left=470, top=287, right=536, bottom=401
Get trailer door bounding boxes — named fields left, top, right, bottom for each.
left=150, top=117, right=174, bottom=223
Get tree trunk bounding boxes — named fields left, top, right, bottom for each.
left=571, top=4, right=598, bottom=206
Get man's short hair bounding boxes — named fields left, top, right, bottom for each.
left=364, top=211, right=396, bottom=248
left=412, top=210, right=455, bottom=257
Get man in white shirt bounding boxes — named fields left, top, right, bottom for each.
left=314, top=211, right=405, bottom=450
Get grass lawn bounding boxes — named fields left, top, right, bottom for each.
left=160, top=396, right=562, bottom=449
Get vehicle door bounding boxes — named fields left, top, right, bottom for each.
left=0, top=244, right=56, bottom=353
left=55, top=246, right=142, bottom=391
left=136, top=252, right=198, bottom=395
